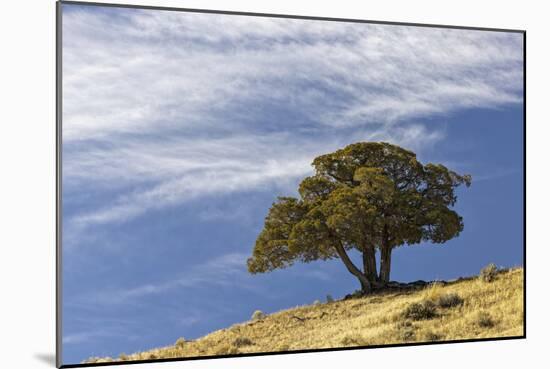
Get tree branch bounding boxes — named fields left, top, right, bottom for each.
left=333, top=241, right=372, bottom=292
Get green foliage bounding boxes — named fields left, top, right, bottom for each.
left=479, top=263, right=499, bottom=282
left=247, top=142, right=471, bottom=290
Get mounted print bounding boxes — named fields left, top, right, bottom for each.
left=56, top=1, right=525, bottom=367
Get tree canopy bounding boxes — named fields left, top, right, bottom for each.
left=247, top=142, right=471, bottom=293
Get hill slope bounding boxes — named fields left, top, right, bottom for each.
left=86, top=267, right=523, bottom=363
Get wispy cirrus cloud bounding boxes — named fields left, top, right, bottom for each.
left=62, top=5, right=523, bottom=239
left=63, top=8, right=522, bottom=140
left=63, top=125, right=443, bottom=234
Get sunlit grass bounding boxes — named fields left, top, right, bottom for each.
left=85, top=267, right=523, bottom=363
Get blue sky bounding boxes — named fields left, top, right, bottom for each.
left=61, top=4, right=524, bottom=365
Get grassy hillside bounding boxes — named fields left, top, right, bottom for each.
left=86, top=267, right=523, bottom=364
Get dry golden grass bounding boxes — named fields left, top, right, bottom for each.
left=85, top=267, right=523, bottom=364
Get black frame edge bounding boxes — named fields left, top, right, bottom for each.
left=56, top=1, right=63, bottom=367
left=59, top=335, right=525, bottom=368
left=58, top=0, right=525, bottom=33
left=522, top=30, right=526, bottom=339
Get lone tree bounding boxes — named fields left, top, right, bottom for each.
left=247, top=142, right=471, bottom=294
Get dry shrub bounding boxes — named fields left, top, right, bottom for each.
left=475, top=311, right=495, bottom=328
left=251, top=310, right=265, bottom=320
left=233, top=337, right=253, bottom=347
left=215, top=344, right=239, bottom=355
left=423, top=330, right=442, bottom=341
left=437, top=293, right=464, bottom=308
left=395, top=320, right=416, bottom=341
left=403, top=300, right=437, bottom=320
left=479, top=263, right=498, bottom=283
left=277, top=344, right=290, bottom=351
left=175, top=337, right=186, bottom=348
left=423, top=282, right=444, bottom=302
left=340, top=334, right=368, bottom=346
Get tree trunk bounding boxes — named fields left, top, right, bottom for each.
left=379, top=224, right=392, bottom=284
left=379, top=246, right=392, bottom=284
left=333, top=242, right=372, bottom=293
left=359, top=278, right=371, bottom=294
left=362, top=245, right=378, bottom=284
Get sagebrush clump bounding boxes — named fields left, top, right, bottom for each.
left=215, top=344, right=239, bottom=355
left=423, top=330, right=442, bottom=341
left=480, top=263, right=498, bottom=282
left=277, top=343, right=290, bottom=351
left=395, top=320, right=416, bottom=341
left=175, top=337, right=186, bottom=348
left=403, top=300, right=437, bottom=320
left=340, top=334, right=368, bottom=346
left=233, top=337, right=253, bottom=347
left=437, top=293, right=464, bottom=308
left=475, top=311, right=495, bottom=328
left=251, top=310, right=265, bottom=320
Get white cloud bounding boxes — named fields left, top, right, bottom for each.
left=64, top=126, right=442, bottom=232
left=62, top=9, right=522, bottom=140
left=61, top=5, right=523, bottom=235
